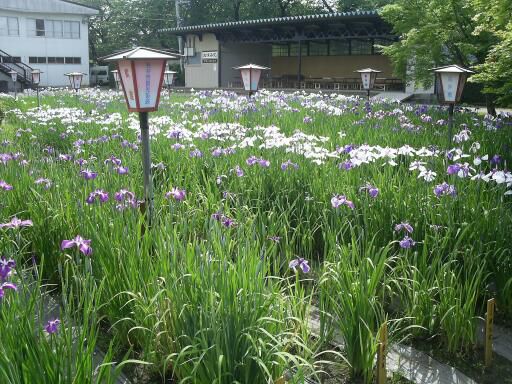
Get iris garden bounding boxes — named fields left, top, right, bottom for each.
left=0, top=89, right=511, bottom=383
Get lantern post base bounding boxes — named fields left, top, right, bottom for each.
left=36, top=86, right=40, bottom=108
left=448, top=104, right=454, bottom=147
left=139, top=111, right=154, bottom=228
left=367, top=89, right=371, bottom=101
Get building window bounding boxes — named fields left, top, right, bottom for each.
left=48, top=57, right=65, bottom=64
left=63, top=21, right=80, bottom=39
left=272, top=44, right=288, bottom=57
left=309, top=41, right=328, bottom=56
left=35, top=19, right=45, bottom=36
left=47, top=57, right=80, bottom=64
left=29, top=57, right=47, bottom=64
left=46, top=20, right=63, bottom=38
left=351, top=39, right=372, bottom=55
left=28, top=19, right=79, bottom=39
left=289, top=43, right=308, bottom=57
left=65, top=57, right=81, bottom=64
left=0, top=16, right=19, bottom=36
left=1, top=56, right=21, bottom=63
left=329, top=40, right=350, bottom=56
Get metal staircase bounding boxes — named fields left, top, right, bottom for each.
left=0, top=49, right=33, bottom=87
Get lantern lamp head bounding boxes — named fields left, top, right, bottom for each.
left=8, top=70, right=18, bottom=83
left=431, top=64, right=474, bottom=104
left=233, top=64, right=270, bottom=92
left=31, top=69, right=43, bottom=85
left=164, top=70, right=177, bottom=87
left=101, top=47, right=180, bottom=112
left=65, top=72, right=86, bottom=90
left=355, top=68, right=381, bottom=90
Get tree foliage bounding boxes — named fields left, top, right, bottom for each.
left=380, top=0, right=495, bottom=87
left=82, top=0, right=326, bottom=61
left=470, top=0, right=512, bottom=105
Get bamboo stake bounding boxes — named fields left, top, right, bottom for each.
left=484, top=298, right=495, bottom=368
left=377, top=322, right=388, bottom=384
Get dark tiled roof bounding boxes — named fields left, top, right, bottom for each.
left=160, top=11, right=380, bottom=33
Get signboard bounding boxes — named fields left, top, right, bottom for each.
left=240, top=68, right=262, bottom=91
left=119, top=60, right=137, bottom=110
left=440, top=72, right=459, bottom=103
left=202, top=51, right=218, bottom=64
left=362, top=73, right=370, bottom=90
left=119, top=59, right=165, bottom=112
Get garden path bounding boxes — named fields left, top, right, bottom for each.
left=476, top=319, right=512, bottom=363
left=308, top=306, right=477, bottom=384
left=42, top=294, right=132, bottom=384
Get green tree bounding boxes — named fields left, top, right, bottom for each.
left=337, top=0, right=391, bottom=12
left=470, top=0, right=512, bottom=106
left=82, top=0, right=178, bottom=61
left=380, top=0, right=498, bottom=113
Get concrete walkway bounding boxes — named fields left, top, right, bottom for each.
left=308, top=306, right=476, bottom=384
left=476, top=319, right=512, bottom=363
left=41, top=293, right=131, bottom=384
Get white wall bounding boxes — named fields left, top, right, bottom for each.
left=0, top=9, right=92, bottom=86
left=184, top=33, right=219, bottom=88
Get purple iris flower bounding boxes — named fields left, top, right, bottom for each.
left=212, top=148, right=223, bottom=157
left=303, top=116, right=313, bottom=124
left=221, top=216, right=235, bottom=228
left=86, top=190, right=109, bottom=204
left=338, top=160, right=354, bottom=170
left=434, top=182, right=457, bottom=197
left=58, top=154, right=72, bottom=161
left=45, top=319, right=60, bottom=335
left=233, top=165, right=244, bottom=177
left=80, top=169, right=98, bottom=180
left=491, top=155, right=502, bottom=166
left=114, top=189, right=135, bottom=202
left=35, top=178, right=52, bottom=189
left=343, top=145, right=354, bottom=154
left=360, top=184, right=379, bottom=198
left=0, top=180, right=13, bottom=190
left=0, top=217, right=33, bottom=229
left=211, top=211, right=223, bottom=221
left=114, top=189, right=138, bottom=210
left=171, top=143, right=184, bottom=151
left=61, top=235, right=92, bottom=256
left=116, top=166, right=129, bottom=175
left=369, top=187, right=379, bottom=198
left=246, top=156, right=258, bottom=166
left=258, top=159, right=270, bottom=168
left=394, top=222, right=413, bottom=234
left=331, top=195, right=355, bottom=210
left=0, top=282, right=17, bottom=299
left=104, top=156, right=122, bottom=166
left=289, top=258, right=310, bottom=273
left=165, top=188, right=186, bottom=201
left=447, top=164, right=460, bottom=175
left=399, top=236, right=416, bottom=249
left=0, top=256, right=15, bottom=281
left=268, top=236, right=281, bottom=243
left=281, top=160, right=299, bottom=171
left=189, top=149, right=203, bottom=158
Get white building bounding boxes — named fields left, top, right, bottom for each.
left=0, top=0, right=98, bottom=89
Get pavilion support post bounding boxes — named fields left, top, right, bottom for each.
left=297, top=39, right=302, bottom=89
